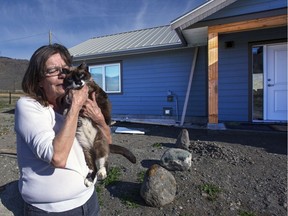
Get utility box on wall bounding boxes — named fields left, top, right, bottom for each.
left=163, top=107, right=173, bottom=116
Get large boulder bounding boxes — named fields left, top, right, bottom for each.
left=140, top=164, right=176, bottom=207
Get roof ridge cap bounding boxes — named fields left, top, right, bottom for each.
left=91, top=25, right=171, bottom=39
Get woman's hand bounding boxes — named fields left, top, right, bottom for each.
left=81, top=93, right=105, bottom=124
left=81, top=93, right=112, bottom=144
left=70, top=85, right=89, bottom=112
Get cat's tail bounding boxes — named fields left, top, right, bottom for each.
left=109, top=144, right=136, bottom=164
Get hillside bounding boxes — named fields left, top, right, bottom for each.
left=0, top=57, right=29, bottom=92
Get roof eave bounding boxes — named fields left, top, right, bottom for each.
left=170, top=0, right=238, bottom=30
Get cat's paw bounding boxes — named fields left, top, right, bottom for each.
left=84, top=178, right=93, bottom=187
left=97, top=167, right=107, bottom=180
left=84, top=169, right=97, bottom=187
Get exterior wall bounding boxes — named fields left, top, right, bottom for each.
left=77, top=47, right=207, bottom=123
left=207, top=0, right=286, bottom=20
left=111, top=47, right=207, bottom=122
left=218, top=26, right=287, bottom=121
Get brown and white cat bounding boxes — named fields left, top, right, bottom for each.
left=58, top=63, right=136, bottom=187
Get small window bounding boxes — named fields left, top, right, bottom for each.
left=89, top=63, right=121, bottom=93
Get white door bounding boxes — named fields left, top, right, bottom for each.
left=265, top=43, right=287, bottom=121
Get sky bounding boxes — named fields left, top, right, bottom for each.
left=0, top=0, right=195, bottom=60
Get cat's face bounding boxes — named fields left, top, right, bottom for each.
left=63, top=63, right=91, bottom=90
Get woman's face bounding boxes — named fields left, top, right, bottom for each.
left=39, top=53, right=68, bottom=106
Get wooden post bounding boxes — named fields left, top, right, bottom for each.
left=9, top=92, right=12, bottom=104
left=208, top=32, right=218, bottom=124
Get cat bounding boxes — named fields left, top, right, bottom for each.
left=58, top=63, right=136, bottom=187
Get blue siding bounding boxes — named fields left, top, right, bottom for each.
left=108, top=47, right=207, bottom=120
left=218, top=26, right=287, bottom=121
left=207, top=0, right=286, bottom=20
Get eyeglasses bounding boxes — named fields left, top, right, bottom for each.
left=45, top=66, right=70, bottom=77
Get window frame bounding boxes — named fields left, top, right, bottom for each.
left=89, top=62, right=122, bottom=93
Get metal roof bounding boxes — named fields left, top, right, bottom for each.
left=69, top=25, right=182, bottom=60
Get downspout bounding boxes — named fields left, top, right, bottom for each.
left=180, top=47, right=199, bottom=126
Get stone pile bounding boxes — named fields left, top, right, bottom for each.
left=140, top=129, right=192, bottom=207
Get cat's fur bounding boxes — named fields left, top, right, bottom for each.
left=58, top=63, right=136, bottom=187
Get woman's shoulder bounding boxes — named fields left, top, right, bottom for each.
left=16, top=96, right=50, bottom=112
left=17, top=95, right=35, bottom=103
left=17, top=96, right=38, bottom=107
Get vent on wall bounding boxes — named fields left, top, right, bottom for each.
left=163, top=107, right=172, bottom=116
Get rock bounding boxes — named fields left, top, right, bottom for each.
left=161, top=148, right=192, bottom=171
left=175, top=129, right=190, bottom=150
left=140, top=164, right=176, bottom=207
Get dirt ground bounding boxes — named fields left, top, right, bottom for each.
left=0, top=108, right=287, bottom=216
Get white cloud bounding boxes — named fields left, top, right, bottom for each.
left=134, top=0, right=149, bottom=30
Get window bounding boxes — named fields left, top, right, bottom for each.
left=252, top=46, right=263, bottom=120
left=89, top=63, right=121, bottom=93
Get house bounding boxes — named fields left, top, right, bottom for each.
left=69, top=0, right=287, bottom=127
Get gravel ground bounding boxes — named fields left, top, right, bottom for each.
left=0, top=110, right=287, bottom=216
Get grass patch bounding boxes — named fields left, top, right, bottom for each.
left=121, top=196, right=139, bottom=208
left=0, top=94, right=21, bottom=109
left=95, top=185, right=104, bottom=206
left=101, top=166, right=121, bottom=187
left=152, top=142, right=162, bottom=148
left=200, top=183, right=221, bottom=201
left=120, top=188, right=140, bottom=209
left=0, top=101, right=13, bottom=110
left=137, top=170, right=146, bottom=183
left=96, top=166, right=122, bottom=206
left=97, top=167, right=140, bottom=209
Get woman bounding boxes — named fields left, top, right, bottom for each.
left=15, top=43, right=111, bottom=215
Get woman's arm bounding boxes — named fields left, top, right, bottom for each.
left=51, top=86, right=89, bottom=168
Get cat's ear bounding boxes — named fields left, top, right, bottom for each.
left=78, top=62, right=88, bottom=70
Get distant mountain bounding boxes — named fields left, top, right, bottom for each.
left=0, top=57, right=29, bottom=92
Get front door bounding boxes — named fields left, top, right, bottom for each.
left=265, top=43, right=287, bottom=121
